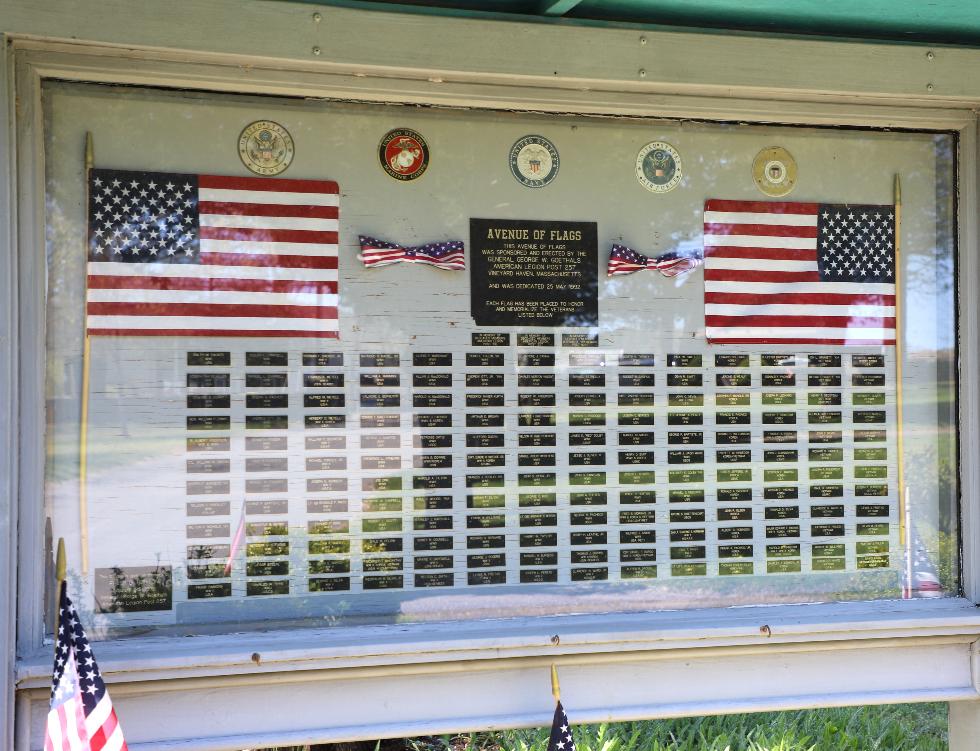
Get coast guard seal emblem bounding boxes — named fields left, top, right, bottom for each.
left=238, top=120, right=294, bottom=176
left=635, top=141, right=682, bottom=193
left=379, top=128, right=429, bottom=181
left=753, top=146, right=798, bottom=197
left=509, top=135, right=559, bottom=188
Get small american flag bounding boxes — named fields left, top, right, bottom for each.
left=547, top=701, right=575, bottom=751
left=607, top=244, right=701, bottom=277
left=45, top=582, right=127, bottom=751
left=223, top=505, right=247, bottom=577
left=704, top=199, right=896, bottom=345
left=87, top=169, right=339, bottom=338
left=358, top=236, right=465, bottom=269
left=904, top=525, right=945, bottom=599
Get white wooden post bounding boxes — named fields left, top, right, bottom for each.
left=949, top=700, right=980, bottom=751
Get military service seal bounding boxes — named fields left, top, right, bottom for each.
left=379, top=128, right=429, bottom=181
left=635, top=141, right=682, bottom=193
left=238, top=120, right=294, bottom=176
left=509, top=135, right=559, bottom=188
left=752, top=146, right=798, bottom=197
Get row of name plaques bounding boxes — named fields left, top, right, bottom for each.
left=179, top=339, right=894, bottom=599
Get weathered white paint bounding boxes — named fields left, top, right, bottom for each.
left=2, top=2, right=980, bottom=749
left=1, top=36, right=19, bottom=751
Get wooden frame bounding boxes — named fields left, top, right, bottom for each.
left=3, top=2, right=980, bottom=748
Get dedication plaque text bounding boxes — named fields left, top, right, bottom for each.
left=469, top=218, right=598, bottom=327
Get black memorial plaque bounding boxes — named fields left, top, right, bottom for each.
left=188, top=351, right=231, bottom=367
left=95, top=566, right=173, bottom=613
left=517, top=333, right=556, bottom=347
left=470, top=218, right=598, bottom=326
left=302, top=352, right=343, bottom=367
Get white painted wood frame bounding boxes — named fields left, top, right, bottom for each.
left=2, top=2, right=980, bottom=749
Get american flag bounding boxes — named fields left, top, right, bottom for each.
left=704, top=199, right=896, bottom=345
left=904, top=525, right=945, bottom=599
left=607, top=243, right=701, bottom=277
left=547, top=701, right=575, bottom=751
left=223, top=505, right=247, bottom=577
left=86, top=169, right=339, bottom=338
left=358, top=236, right=465, bottom=269
left=45, top=582, right=127, bottom=751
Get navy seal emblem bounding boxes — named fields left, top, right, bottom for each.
left=635, top=141, right=682, bottom=193
left=509, top=135, right=559, bottom=188
left=238, top=120, right=294, bottom=176
left=379, top=128, right=429, bottom=181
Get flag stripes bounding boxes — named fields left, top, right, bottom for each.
left=86, top=170, right=340, bottom=338
left=45, top=581, right=128, bottom=751
left=358, top=236, right=466, bottom=269
left=606, top=244, right=701, bottom=277
left=704, top=199, right=896, bottom=345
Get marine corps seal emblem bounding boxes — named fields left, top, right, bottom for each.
left=635, top=141, right=682, bottom=193
left=238, top=120, right=294, bottom=176
left=752, top=146, right=798, bottom=197
left=379, top=128, right=429, bottom=181
left=509, top=135, right=559, bottom=188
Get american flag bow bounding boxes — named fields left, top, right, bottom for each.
left=87, top=169, right=340, bottom=338
left=607, top=243, right=702, bottom=277
left=45, top=582, right=128, bottom=751
left=704, top=199, right=896, bottom=345
left=358, top=236, right=465, bottom=270
left=547, top=701, right=575, bottom=751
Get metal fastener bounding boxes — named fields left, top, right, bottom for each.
left=640, top=36, right=647, bottom=45
left=638, top=69, right=646, bottom=78
left=312, top=46, right=321, bottom=56
left=926, top=50, right=935, bottom=60
left=927, top=82, right=934, bottom=91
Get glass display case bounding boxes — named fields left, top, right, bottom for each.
left=40, top=81, right=959, bottom=638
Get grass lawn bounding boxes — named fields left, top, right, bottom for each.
left=268, top=703, right=949, bottom=751
left=471, top=703, right=949, bottom=751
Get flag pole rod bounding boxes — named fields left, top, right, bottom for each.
left=550, top=664, right=561, bottom=703
left=903, top=487, right=913, bottom=598
left=79, top=132, right=93, bottom=575
left=894, top=174, right=907, bottom=548
left=53, top=537, right=66, bottom=640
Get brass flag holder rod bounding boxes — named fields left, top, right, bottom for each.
left=53, top=537, right=66, bottom=642
left=79, top=132, right=94, bottom=575
left=894, top=174, right=907, bottom=547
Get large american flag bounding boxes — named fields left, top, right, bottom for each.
left=704, top=199, right=896, bottom=345
left=86, top=169, right=339, bottom=338
left=45, top=582, right=127, bottom=751
left=358, top=236, right=465, bottom=269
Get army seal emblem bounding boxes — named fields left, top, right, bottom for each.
left=509, top=135, right=559, bottom=188
left=635, top=141, right=682, bottom=193
left=238, top=120, right=294, bottom=176
left=379, top=128, right=429, bottom=181
left=753, top=146, right=798, bottom=197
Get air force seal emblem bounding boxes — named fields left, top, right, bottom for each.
left=635, top=141, right=682, bottom=193
left=509, top=135, right=559, bottom=188
left=238, top=120, right=294, bottom=176
left=379, top=128, right=429, bottom=181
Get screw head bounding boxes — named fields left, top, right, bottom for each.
left=639, top=36, right=647, bottom=45
left=926, top=50, right=935, bottom=60
left=312, top=46, right=321, bottom=56
left=927, top=82, right=934, bottom=91
left=638, top=68, right=647, bottom=78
